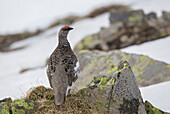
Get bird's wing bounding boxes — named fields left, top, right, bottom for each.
left=61, top=54, right=79, bottom=87
left=46, top=52, right=60, bottom=87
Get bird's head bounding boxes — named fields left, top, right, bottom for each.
left=59, top=26, right=73, bottom=38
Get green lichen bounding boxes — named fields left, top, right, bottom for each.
left=84, top=36, right=93, bottom=46
left=166, top=64, right=170, bottom=68
left=115, top=62, right=129, bottom=74
left=128, top=15, right=139, bottom=22
left=140, top=56, right=147, bottom=61
left=12, top=100, right=34, bottom=110
left=77, top=43, right=84, bottom=49
left=90, top=76, right=115, bottom=90
left=12, top=107, right=25, bottom=114
left=111, top=78, right=115, bottom=84
left=107, top=67, right=118, bottom=74
left=1, top=109, right=9, bottom=114
left=88, top=58, right=97, bottom=69
left=3, top=104, right=8, bottom=109
left=78, top=49, right=89, bottom=54
left=100, top=57, right=105, bottom=60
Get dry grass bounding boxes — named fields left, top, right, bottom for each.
left=26, top=86, right=103, bottom=114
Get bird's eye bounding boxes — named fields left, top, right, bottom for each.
left=63, top=27, right=68, bottom=30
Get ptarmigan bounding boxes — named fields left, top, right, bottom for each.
left=46, top=26, right=80, bottom=106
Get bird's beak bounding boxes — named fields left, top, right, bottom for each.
left=68, top=27, right=73, bottom=30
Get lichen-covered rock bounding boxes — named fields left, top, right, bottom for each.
left=77, top=61, right=146, bottom=114
left=71, top=50, right=170, bottom=92
left=0, top=98, right=36, bottom=114
left=74, top=9, right=170, bottom=52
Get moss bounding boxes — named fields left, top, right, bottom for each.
left=79, top=88, right=87, bottom=94
left=128, top=15, right=140, bottom=22
left=78, top=49, right=89, bottom=54
left=12, top=107, right=25, bottom=114
left=3, top=104, right=8, bottom=109
left=84, top=36, right=93, bottom=46
left=12, top=100, right=34, bottom=110
left=1, top=109, right=9, bottom=114
left=166, top=64, right=170, bottom=68
left=140, top=56, right=147, bottom=61
left=96, top=99, right=104, bottom=107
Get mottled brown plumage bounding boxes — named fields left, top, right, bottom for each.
left=46, top=26, right=79, bottom=105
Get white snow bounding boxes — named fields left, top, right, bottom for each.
left=121, top=36, right=170, bottom=64
left=140, top=81, right=170, bottom=112
left=0, top=0, right=138, bottom=34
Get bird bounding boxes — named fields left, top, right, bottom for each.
left=46, top=26, right=80, bottom=106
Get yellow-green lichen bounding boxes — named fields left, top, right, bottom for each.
left=84, top=36, right=93, bottom=46
left=128, top=15, right=139, bottom=22
left=78, top=49, right=89, bottom=54
left=12, top=100, right=34, bottom=110
left=3, top=104, right=8, bottom=109
left=88, top=58, right=97, bottom=69
left=166, top=64, right=170, bottom=68
left=115, top=62, right=129, bottom=74
left=140, top=56, right=147, bottom=61
left=100, top=57, right=105, bottom=60
left=1, top=109, right=9, bottom=114
left=77, top=43, right=84, bottom=49
left=90, top=76, right=115, bottom=90
left=107, top=67, right=118, bottom=74
left=12, top=107, right=25, bottom=114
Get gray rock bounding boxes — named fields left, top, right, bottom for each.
left=71, top=50, right=170, bottom=93
left=74, top=9, right=170, bottom=52
left=77, top=61, right=146, bottom=114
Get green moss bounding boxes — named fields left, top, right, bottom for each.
left=128, top=15, right=139, bottom=22
left=3, top=104, right=8, bottom=109
left=1, top=109, right=9, bottom=114
left=78, top=49, right=89, bottom=54
left=166, top=64, right=170, bottom=68
left=140, top=56, right=147, bottom=61
left=12, top=107, right=25, bottom=114
left=12, top=100, right=34, bottom=110
left=84, top=36, right=93, bottom=46
left=79, top=88, right=87, bottom=94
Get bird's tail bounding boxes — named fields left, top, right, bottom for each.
left=53, top=88, right=66, bottom=106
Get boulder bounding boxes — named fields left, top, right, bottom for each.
left=72, top=50, right=170, bottom=91
left=74, top=9, right=170, bottom=52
